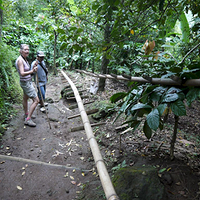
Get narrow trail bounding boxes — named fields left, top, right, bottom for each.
left=1, top=70, right=200, bottom=200
left=0, top=71, right=101, bottom=200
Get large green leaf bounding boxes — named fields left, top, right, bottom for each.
left=170, top=100, right=186, bottom=116
left=110, top=92, right=127, bottom=103
left=162, top=93, right=179, bottom=103
left=146, top=108, right=160, bottom=131
left=157, top=103, right=167, bottom=115
left=131, top=103, right=152, bottom=112
left=143, top=121, right=152, bottom=139
left=179, top=11, right=190, bottom=43
left=186, top=88, right=200, bottom=106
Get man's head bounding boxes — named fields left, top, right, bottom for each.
left=37, top=51, right=45, bottom=62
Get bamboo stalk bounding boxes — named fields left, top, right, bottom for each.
left=0, top=154, right=89, bottom=171
left=69, top=100, right=95, bottom=109
left=68, top=109, right=99, bottom=119
left=76, top=69, right=200, bottom=86
left=60, top=70, right=119, bottom=200
left=66, top=95, right=89, bottom=100
left=71, top=122, right=106, bottom=132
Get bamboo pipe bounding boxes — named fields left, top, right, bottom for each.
left=0, top=154, right=89, bottom=171
left=60, top=70, right=119, bottom=200
left=76, top=69, right=200, bottom=86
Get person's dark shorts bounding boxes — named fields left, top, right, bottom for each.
left=20, top=81, right=37, bottom=99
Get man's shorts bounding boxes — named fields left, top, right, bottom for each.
left=20, top=81, right=37, bottom=99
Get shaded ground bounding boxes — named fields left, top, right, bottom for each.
left=0, top=70, right=200, bottom=200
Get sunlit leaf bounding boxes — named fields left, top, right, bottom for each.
left=71, top=181, right=76, bottom=185
left=130, top=29, right=134, bottom=35
left=17, top=186, right=23, bottom=190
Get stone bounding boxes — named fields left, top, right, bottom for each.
left=112, top=166, right=166, bottom=200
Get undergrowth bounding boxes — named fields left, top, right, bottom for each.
left=0, top=42, right=22, bottom=136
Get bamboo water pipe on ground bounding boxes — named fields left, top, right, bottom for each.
left=60, top=70, right=119, bottom=200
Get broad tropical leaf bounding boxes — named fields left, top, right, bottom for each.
left=170, top=100, right=186, bottom=116
left=179, top=11, right=190, bottom=43
left=143, top=121, right=152, bottom=139
left=162, top=93, right=179, bottom=103
left=157, top=103, right=168, bottom=115
left=131, top=103, right=152, bottom=112
left=186, top=88, right=200, bottom=106
left=110, top=92, right=127, bottom=103
left=146, top=108, right=160, bottom=131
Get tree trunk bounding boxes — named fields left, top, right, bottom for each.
left=53, top=30, right=58, bottom=75
left=98, top=20, right=111, bottom=91
left=0, top=8, right=3, bottom=42
left=170, top=115, right=179, bottom=160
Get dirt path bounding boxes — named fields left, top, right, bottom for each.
left=0, top=72, right=100, bottom=200
left=0, top=70, right=200, bottom=200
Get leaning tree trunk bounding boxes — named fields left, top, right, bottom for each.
left=170, top=115, right=179, bottom=160
left=98, top=19, right=111, bottom=91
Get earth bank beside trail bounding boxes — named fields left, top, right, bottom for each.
left=0, top=70, right=200, bottom=200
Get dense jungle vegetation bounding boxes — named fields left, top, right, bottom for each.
left=0, top=0, right=200, bottom=146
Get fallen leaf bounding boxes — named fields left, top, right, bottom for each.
left=176, top=182, right=181, bottom=186
left=77, top=183, right=82, bottom=187
left=22, top=171, right=25, bottom=176
left=81, top=173, right=85, bottom=176
left=76, top=191, right=81, bottom=194
left=70, top=176, right=74, bottom=180
left=80, top=157, right=84, bottom=160
left=93, top=172, right=96, bottom=175
left=64, top=172, right=68, bottom=177
left=73, top=169, right=76, bottom=173
left=167, top=167, right=171, bottom=171
left=0, top=161, right=5, bottom=164
left=71, top=181, right=76, bottom=185
left=17, top=186, right=23, bottom=190
left=6, top=147, right=10, bottom=150
left=159, top=168, right=166, bottom=173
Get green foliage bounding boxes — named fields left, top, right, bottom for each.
left=0, top=42, right=22, bottom=135
left=111, top=62, right=200, bottom=136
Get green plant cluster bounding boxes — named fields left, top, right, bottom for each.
left=0, top=42, right=22, bottom=135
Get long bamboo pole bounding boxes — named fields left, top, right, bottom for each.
left=60, top=70, right=119, bottom=200
left=76, top=69, right=200, bottom=86
left=0, top=154, right=89, bottom=171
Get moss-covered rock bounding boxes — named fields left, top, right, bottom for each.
left=112, top=166, right=166, bottom=200
left=91, top=100, right=116, bottom=120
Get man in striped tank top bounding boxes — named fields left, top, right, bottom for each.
left=15, top=44, right=39, bottom=127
